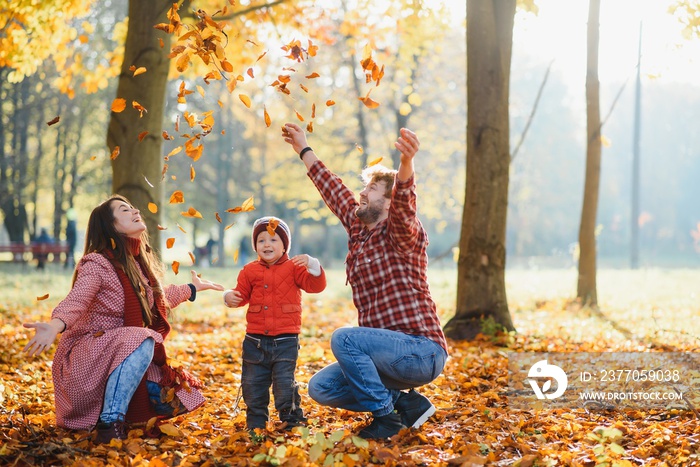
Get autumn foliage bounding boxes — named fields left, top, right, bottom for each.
left=4, top=269, right=700, bottom=466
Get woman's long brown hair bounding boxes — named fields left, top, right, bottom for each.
left=72, top=194, right=168, bottom=326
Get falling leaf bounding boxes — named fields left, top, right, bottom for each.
left=169, top=191, right=185, bottom=204
left=267, top=218, right=280, bottom=236
left=307, top=122, right=314, bottom=133
left=264, top=106, right=271, bottom=127
left=311, top=104, right=316, bottom=119
left=90, top=156, right=97, bottom=161
left=247, top=67, right=254, bottom=78
left=181, top=207, right=203, bottom=218
left=295, top=110, right=304, bottom=122
left=300, top=83, right=308, bottom=93
left=111, top=98, right=127, bottom=112
left=225, top=222, right=235, bottom=230
left=239, top=94, right=251, bottom=108
left=306, top=72, right=320, bottom=79
left=171, top=261, right=180, bottom=274
left=132, top=101, right=148, bottom=117
left=196, top=85, right=205, bottom=97
left=110, top=238, right=117, bottom=249
left=326, top=100, right=335, bottom=106
left=359, top=94, right=380, bottom=109
left=148, top=203, right=158, bottom=213
left=215, top=212, right=222, bottom=223
left=233, top=248, right=239, bottom=264
left=166, top=146, right=182, bottom=158
left=47, top=116, right=60, bottom=126
left=132, top=66, right=147, bottom=77
left=37, top=293, right=49, bottom=301
left=190, top=165, right=196, bottom=181
left=221, top=60, right=233, bottom=72
left=138, top=131, right=149, bottom=142
left=368, top=157, right=383, bottom=167
left=110, top=146, right=120, bottom=160
left=176, top=223, right=187, bottom=233
left=166, top=238, right=175, bottom=248
left=158, top=37, right=164, bottom=48
left=355, top=144, right=364, bottom=153
left=157, top=225, right=167, bottom=230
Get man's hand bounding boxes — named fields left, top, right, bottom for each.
left=281, top=123, right=309, bottom=155
left=396, top=128, right=419, bottom=181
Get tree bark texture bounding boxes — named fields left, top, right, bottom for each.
left=577, top=0, right=602, bottom=306
left=107, top=0, right=172, bottom=252
left=444, top=0, right=516, bottom=341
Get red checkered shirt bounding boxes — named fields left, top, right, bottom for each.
left=308, top=161, right=448, bottom=352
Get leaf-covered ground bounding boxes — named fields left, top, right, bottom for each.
left=2, top=267, right=700, bottom=466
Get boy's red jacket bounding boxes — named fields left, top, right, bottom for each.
left=234, top=254, right=326, bottom=335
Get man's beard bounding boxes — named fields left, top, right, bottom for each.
left=355, top=202, right=383, bottom=225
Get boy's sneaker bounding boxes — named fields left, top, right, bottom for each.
left=394, top=389, right=436, bottom=428
left=357, top=412, right=404, bottom=439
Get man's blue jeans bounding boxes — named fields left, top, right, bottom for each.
left=308, top=327, right=447, bottom=417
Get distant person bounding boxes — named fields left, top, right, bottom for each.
left=65, top=207, right=78, bottom=269
left=22, top=195, right=224, bottom=444
left=281, top=123, right=448, bottom=439
left=35, top=227, right=53, bottom=270
left=223, top=216, right=326, bottom=434
left=205, top=236, right=217, bottom=266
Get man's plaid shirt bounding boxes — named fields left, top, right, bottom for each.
left=308, top=161, right=448, bottom=352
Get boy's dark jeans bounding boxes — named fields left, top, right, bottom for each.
left=242, top=333, right=305, bottom=430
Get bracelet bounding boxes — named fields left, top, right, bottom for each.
left=187, top=283, right=197, bottom=302
left=299, top=146, right=313, bottom=159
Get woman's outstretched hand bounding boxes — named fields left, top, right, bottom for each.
left=22, top=319, right=64, bottom=357
left=190, top=270, right=224, bottom=292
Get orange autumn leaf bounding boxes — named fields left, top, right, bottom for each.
left=247, top=67, right=254, bottom=78
left=311, top=103, right=316, bottom=119
left=132, top=101, right=148, bottom=117
left=359, top=94, right=380, bottom=109
left=37, top=293, right=49, bottom=301
left=264, top=106, right=271, bottom=127
left=355, top=144, right=364, bottom=153
left=47, top=116, right=60, bottom=126
left=181, top=207, right=203, bottom=218
left=239, top=94, right=252, bottom=108
left=171, top=261, right=180, bottom=274
left=326, top=100, right=336, bottom=106
left=132, top=66, right=147, bottom=77
left=307, top=122, right=314, bottom=133
left=169, top=191, right=185, bottom=204
left=241, top=196, right=255, bottom=212
left=215, top=212, right=222, bottom=223
left=148, top=202, right=158, bottom=213
left=138, top=131, right=149, bottom=142
left=157, top=225, right=167, bottom=230
left=306, top=72, right=320, bottom=79
left=111, top=98, right=127, bottom=112
left=166, top=238, right=175, bottom=248
left=300, top=83, right=308, bottom=93
left=368, top=156, right=383, bottom=167
left=225, top=222, right=235, bottom=230
left=166, top=146, right=182, bottom=158
left=110, top=146, right=120, bottom=160
left=176, top=223, right=187, bottom=233
left=188, top=251, right=196, bottom=264
left=295, top=110, right=304, bottom=122
left=190, top=165, right=196, bottom=181
left=233, top=248, right=239, bottom=264
left=266, top=218, right=279, bottom=237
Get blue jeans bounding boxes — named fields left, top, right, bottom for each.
left=241, top=334, right=304, bottom=429
left=100, top=338, right=154, bottom=424
left=308, top=327, right=447, bottom=417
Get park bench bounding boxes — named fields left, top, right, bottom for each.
left=0, top=242, right=70, bottom=263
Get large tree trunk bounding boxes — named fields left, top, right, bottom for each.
left=577, top=0, right=602, bottom=307
left=444, top=0, right=516, bottom=341
left=107, top=0, right=172, bottom=253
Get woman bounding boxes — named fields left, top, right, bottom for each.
left=23, top=195, right=224, bottom=443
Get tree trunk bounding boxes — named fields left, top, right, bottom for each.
left=107, top=0, right=172, bottom=253
left=576, top=0, right=602, bottom=307
left=444, top=0, right=516, bottom=341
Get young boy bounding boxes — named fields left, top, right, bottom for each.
left=223, top=216, right=326, bottom=433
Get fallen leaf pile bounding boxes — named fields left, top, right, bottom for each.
left=3, top=271, right=700, bottom=466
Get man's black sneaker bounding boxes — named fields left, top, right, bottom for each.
left=357, top=412, right=404, bottom=439
left=395, top=389, right=436, bottom=428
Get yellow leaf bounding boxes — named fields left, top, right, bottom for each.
left=148, top=202, right=158, bottom=213
left=158, top=423, right=181, bottom=437
left=169, top=191, right=185, bottom=204
left=368, top=157, right=383, bottom=167
left=132, top=66, right=147, bottom=77
left=233, top=249, right=239, bottom=263
left=241, top=196, right=255, bottom=212
left=190, top=165, right=196, bottom=181
left=181, top=207, right=203, bottom=218
left=239, top=94, right=252, bottom=108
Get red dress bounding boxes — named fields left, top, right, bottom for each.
left=51, top=252, right=204, bottom=430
